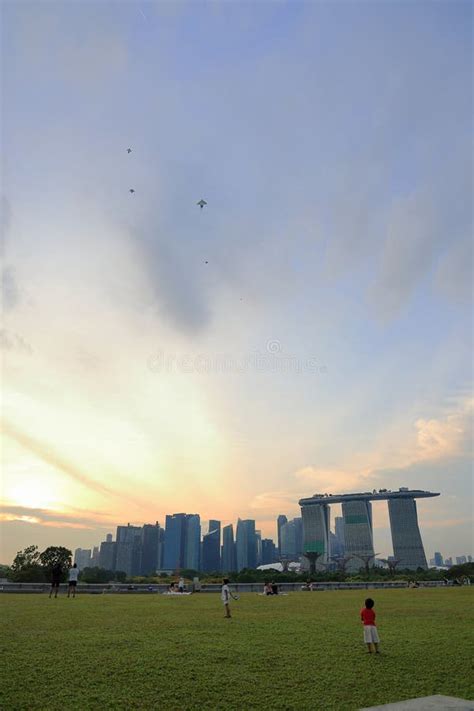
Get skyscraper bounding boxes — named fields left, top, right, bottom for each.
left=261, top=538, right=278, bottom=565
left=255, top=530, right=262, bottom=567
left=335, top=516, right=345, bottom=555
left=301, top=503, right=330, bottom=565
left=74, top=548, right=91, bottom=570
left=99, top=536, right=116, bottom=571
left=236, top=519, right=257, bottom=571
left=388, top=498, right=427, bottom=570
left=91, top=546, right=100, bottom=567
left=115, top=524, right=142, bottom=576
left=222, top=524, right=236, bottom=572
left=434, top=552, right=443, bottom=567
left=163, top=514, right=187, bottom=570
left=163, top=513, right=200, bottom=571
left=141, top=522, right=162, bottom=576
left=280, top=520, right=297, bottom=558
left=277, top=515, right=288, bottom=555
left=342, top=500, right=374, bottom=571
left=202, top=520, right=221, bottom=572
left=184, top=514, right=201, bottom=570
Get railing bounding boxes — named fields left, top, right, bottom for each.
left=0, top=580, right=451, bottom=594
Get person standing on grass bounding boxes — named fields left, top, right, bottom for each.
left=360, top=598, right=380, bottom=654
left=178, top=576, right=185, bottom=593
left=49, top=563, right=62, bottom=599
left=221, top=578, right=233, bottom=618
left=67, top=563, right=79, bottom=598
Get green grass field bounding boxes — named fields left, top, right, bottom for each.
left=1, top=589, right=473, bottom=710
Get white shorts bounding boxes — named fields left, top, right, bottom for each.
left=222, top=600, right=229, bottom=606
left=363, top=625, right=380, bottom=644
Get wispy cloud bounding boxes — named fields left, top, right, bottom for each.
left=1, top=419, right=149, bottom=508
left=0, top=504, right=112, bottom=529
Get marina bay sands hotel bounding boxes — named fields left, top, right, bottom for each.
left=299, top=488, right=440, bottom=570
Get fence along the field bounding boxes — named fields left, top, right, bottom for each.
left=0, top=580, right=448, bottom=594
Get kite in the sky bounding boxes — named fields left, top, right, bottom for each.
left=197, top=199, right=207, bottom=209
left=129, top=189, right=135, bottom=194
left=127, top=148, right=132, bottom=154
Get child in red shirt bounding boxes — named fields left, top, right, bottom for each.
left=360, top=598, right=380, bottom=653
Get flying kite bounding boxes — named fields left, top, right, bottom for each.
left=197, top=199, right=207, bottom=209
left=129, top=189, right=135, bottom=194
left=127, top=148, right=132, bottom=154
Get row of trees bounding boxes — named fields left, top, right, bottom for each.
left=3, top=545, right=127, bottom=583
left=4, top=545, right=472, bottom=584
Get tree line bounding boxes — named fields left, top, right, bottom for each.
left=2, top=545, right=472, bottom=584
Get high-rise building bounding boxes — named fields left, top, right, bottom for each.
left=280, top=520, right=297, bottom=558
left=222, top=524, right=236, bottom=572
left=342, top=500, right=374, bottom=571
left=434, top=552, right=443, bottom=567
left=335, top=516, right=345, bottom=555
left=388, top=498, right=427, bottom=570
left=445, top=557, right=453, bottom=567
left=236, top=519, right=257, bottom=571
left=115, top=524, right=142, bottom=576
left=299, top=489, right=439, bottom=573
left=255, top=530, right=262, bottom=567
left=277, top=515, right=288, bottom=555
left=184, top=514, right=201, bottom=570
left=202, top=520, right=221, bottom=572
left=261, top=538, right=278, bottom=565
left=280, top=518, right=304, bottom=559
left=163, top=514, right=187, bottom=570
left=74, top=548, right=91, bottom=570
left=141, top=523, right=162, bottom=576
left=329, top=531, right=343, bottom=559
left=91, top=546, right=100, bottom=567
left=162, top=513, right=200, bottom=571
left=456, top=556, right=467, bottom=565
left=99, top=537, right=116, bottom=571
left=300, top=503, right=330, bottom=566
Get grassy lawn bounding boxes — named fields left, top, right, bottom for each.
left=1, top=588, right=473, bottom=710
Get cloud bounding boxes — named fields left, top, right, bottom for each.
left=253, top=398, right=473, bottom=512
left=0, top=329, right=33, bottom=354
left=415, top=407, right=471, bottom=462
left=0, top=504, right=113, bottom=530
left=368, top=191, right=443, bottom=320
left=435, top=237, right=473, bottom=306
left=249, top=490, right=301, bottom=513
left=0, top=196, right=12, bottom=255
left=1, top=419, right=150, bottom=508
left=1, top=266, right=21, bottom=311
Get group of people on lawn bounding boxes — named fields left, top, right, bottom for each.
left=49, top=563, right=79, bottom=598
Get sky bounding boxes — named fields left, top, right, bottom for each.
left=1, top=0, right=472, bottom=564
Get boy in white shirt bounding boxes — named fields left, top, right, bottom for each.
left=221, top=578, right=234, bottom=618
left=67, top=563, right=79, bottom=598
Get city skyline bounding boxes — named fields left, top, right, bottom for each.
left=1, top=1, right=472, bottom=564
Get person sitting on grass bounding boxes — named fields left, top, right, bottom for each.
left=263, top=581, right=273, bottom=595
left=67, top=563, right=79, bottom=598
left=49, top=563, right=62, bottom=599
left=360, top=598, right=380, bottom=654
left=271, top=581, right=279, bottom=595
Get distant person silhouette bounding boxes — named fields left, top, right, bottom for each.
left=67, top=564, right=79, bottom=598
left=49, top=563, right=62, bottom=599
